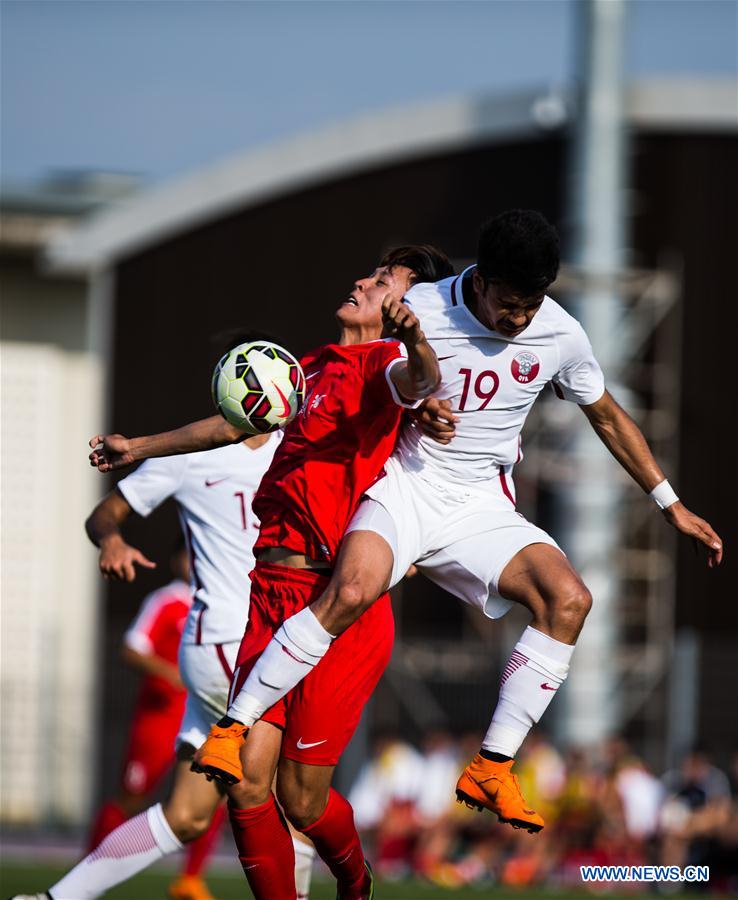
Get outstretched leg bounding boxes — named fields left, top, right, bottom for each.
left=196, top=536, right=393, bottom=781
left=47, top=751, right=223, bottom=900
left=230, top=533, right=392, bottom=726
left=457, top=543, right=591, bottom=832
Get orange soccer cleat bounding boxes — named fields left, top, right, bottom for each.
left=455, top=754, right=545, bottom=834
left=191, top=720, right=249, bottom=786
left=167, top=874, right=215, bottom=900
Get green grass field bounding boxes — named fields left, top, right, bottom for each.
left=1, top=861, right=504, bottom=899
left=0, top=859, right=712, bottom=900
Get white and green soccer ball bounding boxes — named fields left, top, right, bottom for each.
left=211, top=340, right=306, bottom=434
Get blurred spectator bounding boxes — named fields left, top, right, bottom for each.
left=659, top=747, right=731, bottom=874
left=516, top=731, right=567, bottom=823
left=415, top=730, right=460, bottom=821
left=349, top=732, right=424, bottom=878
left=348, top=730, right=737, bottom=893
left=418, top=732, right=503, bottom=889
left=712, top=752, right=738, bottom=892
left=614, top=755, right=664, bottom=844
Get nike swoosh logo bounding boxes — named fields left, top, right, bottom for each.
left=205, top=478, right=228, bottom=487
left=296, top=738, right=327, bottom=750
left=437, top=355, right=456, bottom=361
left=540, top=682, right=557, bottom=691
left=306, top=371, right=321, bottom=380
left=273, top=382, right=291, bottom=418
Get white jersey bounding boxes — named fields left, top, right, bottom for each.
left=398, top=267, right=605, bottom=486
left=118, top=436, right=280, bottom=645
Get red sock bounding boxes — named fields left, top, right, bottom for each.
left=302, top=789, right=367, bottom=899
left=184, top=802, right=226, bottom=876
left=86, top=800, right=129, bottom=852
left=229, top=796, right=296, bottom=900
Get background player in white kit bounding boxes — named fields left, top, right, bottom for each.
left=24, top=336, right=316, bottom=900
left=215, top=210, right=723, bottom=834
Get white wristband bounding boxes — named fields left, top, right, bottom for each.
left=650, top=479, right=679, bottom=510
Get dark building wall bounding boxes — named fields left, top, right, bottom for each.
left=631, top=133, right=738, bottom=632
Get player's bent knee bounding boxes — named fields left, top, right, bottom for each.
left=552, top=582, right=592, bottom=628
left=334, top=580, right=375, bottom=617
left=163, top=805, right=212, bottom=843
left=278, top=789, right=327, bottom=832
left=228, top=774, right=272, bottom=810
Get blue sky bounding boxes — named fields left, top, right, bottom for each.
left=1, top=0, right=736, bottom=185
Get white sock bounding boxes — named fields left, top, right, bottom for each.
left=49, top=804, right=181, bottom=899
left=293, top=836, right=315, bottom=900
left=483, top=626, right=574, bottom=758
left=228, top=607, right=334, bottom=726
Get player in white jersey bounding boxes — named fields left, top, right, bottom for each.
left=216, top=210, right=723, bottom=834
left=116, top=439, right=278, bottom=755
left=23, top=340, right=316, bottom=900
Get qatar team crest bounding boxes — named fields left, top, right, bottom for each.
left=511, top=351, right=540, bottom=384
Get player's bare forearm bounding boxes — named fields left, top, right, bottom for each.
left=394, top=338, right=441, bottom=400
left=86, top=491, right=157, bottom=579
left=582, top=390, right=666, bottom=492
left=382, top=294, right=441, bottom=400
left=582, top=390, right=723, bottom=566
left=89, top=415, right=244, bottom=472
left=85, top=490, right=132, bottom=548
left=127, top=415, right=243, bottom=459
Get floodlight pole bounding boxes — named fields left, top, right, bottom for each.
left=558, top=0, right=628, bottom=746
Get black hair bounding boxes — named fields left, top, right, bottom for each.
left=209, top=328, right=287, bottom=361
left=476, top=209, right=560, bottom=295
left=380, top=244, right=455, bottom=285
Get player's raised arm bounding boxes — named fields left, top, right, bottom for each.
left=581, top=389, right=723, bottom=567
left=85, top=490, right=156, bottom=581
left=88, top=414, right=246, bottom=473
left=382, top=295, right=441, bottom=400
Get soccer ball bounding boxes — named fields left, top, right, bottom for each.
left=211, top=341, right=306, bottom=434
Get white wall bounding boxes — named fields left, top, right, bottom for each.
left=1, top=340, right=102, bottom=824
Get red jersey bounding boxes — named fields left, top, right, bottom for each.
left=254, top=340, right=412, bottom=564
left=123, top=579, right=192, bottom=709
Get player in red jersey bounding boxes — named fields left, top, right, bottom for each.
left=85, top=245, right=455, bottom=900
left=87, top=547, right=192, bottom=850
left=85, top=544, right=225, bottom=900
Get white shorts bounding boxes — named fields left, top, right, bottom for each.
left=176, top=641, right=239, bottom=750
left=346, top=457, right=561, bottom=619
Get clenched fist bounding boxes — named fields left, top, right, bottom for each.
left=89, top=433, right=135, bottom=473
left=382, top=295, right=425, bottom=347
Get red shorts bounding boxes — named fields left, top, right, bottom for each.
left=231, top=561, right=394, bottom=765
left=120, top=702, right=183, bottom=795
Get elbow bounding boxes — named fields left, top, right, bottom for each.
left=222, top=421, right=247, bottom=444
left=84, top=511, right=102, bottom=546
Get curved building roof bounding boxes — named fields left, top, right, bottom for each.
left=46, top=79, right=737, bottom=273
